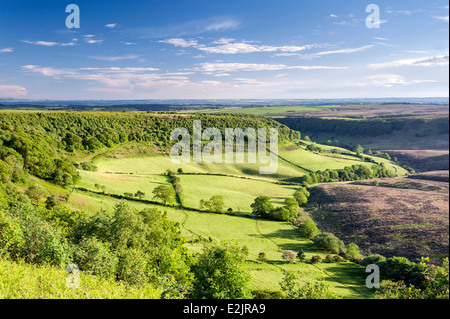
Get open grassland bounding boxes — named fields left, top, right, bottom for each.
left=308, top=175, right=449, bottom=264
left=179, top=174, right=297, bottom=211
left=77, top=170, right=170, bottom=201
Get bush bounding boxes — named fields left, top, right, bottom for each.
left=325, top=255, right=335, bottom=263
left=345, top=243, right=363, bottom=262
left=298, top=218, right=319, bottom=240
left=311, top=255, right=322, bottom=264
left=73, top=237, right=118, bottom=278
left=297, top=249, right=306, bottom=262
left=280, top=271, right=341, bottom=299
left=2, top=204, right=72, bottom=267
left=372, top=180, right=379, bottom=186
left=191, top=242, right=252, bottom=299
left=313, top=232, right=345, bottom=254
left=282, top=250, right=297, bottom=264
left=360, top=254, right=386, bottom=267
left=116, top=249, right=151, bottom=286
left=258, top=252, right=268, bottom=262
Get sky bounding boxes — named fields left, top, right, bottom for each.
left=0, top=0, right=448, bottom=100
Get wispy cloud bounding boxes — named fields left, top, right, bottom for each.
left=105, top=23, right=118, bottom=28
left=192, top=62, right=347, bottom=73
left=314, top=45, right=375, bottom=56
left=133, top=16, right=241, bottom=38
left=159, top=38, right=321, bottom=54
left=434, top=15, right=449, bottom=22
left=22, top=40, right=76, bottom=47
left=0, top=84, right=28, bottom=97
left=0, top=48, right=14, bottom=53
left=88, top=55, right=139, bottom=61
left=159, top=38, right=198, bottom=48
left=362, top=74, right=438, bottom=88
left=368, top=55, right=449, bottom=69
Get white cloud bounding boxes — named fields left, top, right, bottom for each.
left=159, top=38, right=320, bottom=54
left=193, top=62, right=347, bottom=73
left=368, top=55, right=449, bottom=69
left=22, top=40, right=76, bottom=47
left=434, top=15, right=449, bottom=22
left=363, top=74, right=438, bottom=87
left=329, top=14, right=338, bottom=18
left=85, top=39, right=103, bottom=44
left=0, top=48, right=14, bottom=53
left=314, top=45, right=375, bottom=56
left=105, top=23, right=118, bottom=28
left=159, top=38, right=198, bottom=47
left=0, top=84, right=28, bottom=97
left=88, top=55, right=139, bottom=61
left=211, top=38, right=235, bottom=45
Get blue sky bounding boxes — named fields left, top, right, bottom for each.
left=0, top=0, right=448, bottom=99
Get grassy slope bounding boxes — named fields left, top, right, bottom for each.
left=0, top=259, right=161, bottom=299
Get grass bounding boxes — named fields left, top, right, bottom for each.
left=76, top=170, right=170, bottom=200
left=0, top=258, right=161, bottom=299
left=179, top=174, right=297, bottom=211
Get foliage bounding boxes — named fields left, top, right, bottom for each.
left=250, top=196, right=274, bottom=219
left=345, top=243, right=363, bottom=262
left=293, top=187, right=310, bottom=206
left=152, top=185, right=176, bottom=206
left=300, top=164, right=394, bottom=185
left=298, top=218, right=320, bottom=240
left=281, top=250, right=297, bottom=264
left=1, top=204, right=72, bottom=267
left=72, top=203, right=192, bottom=287
left=258, top=251, right=268, bottom=262
left=359, top=254, right=386, bottom=267
left=311, top=255, right=322, bottom=264
left=280, top=271, right=342, bottom=299
left=72, top=236, right=118, bottom=278
left=0, top=258, right=161, bottom=298
left=297, top=249, right=306, bottom=262
left=251, top=195, right=298, bottom=222
left=190, top=242, right=252, bottom=299
left=199, top=195, right=226, bottom=214
left=313, top=232, right=345, bottom=254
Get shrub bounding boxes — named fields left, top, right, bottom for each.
left=280, top=271, right=341, bottom=299
left=191, top=242, right=252, bottom=299
left=313, top=232, right=345, bottom=254
left=258, top=252, right=268, bottom=262
left=282, top=250, right=297, bottom=264
left=298, top=218, right=319, bottom=240
left=345, top=243, right=363, bottom=262
left=372, top=180, right=379, bottom=186
left=311, top=255, right=322, bottom=264
left=325, top=255, right=335, bottom=263
left=73, top=237, right=118, bottom=278
left=297, top=249, right=306, bottom=262
left=3, top=204, right=72, bottom=267
left=360, top=254, right=386, bottom=267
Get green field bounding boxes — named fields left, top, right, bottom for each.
left=179, top=174, right=297, bottom=211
